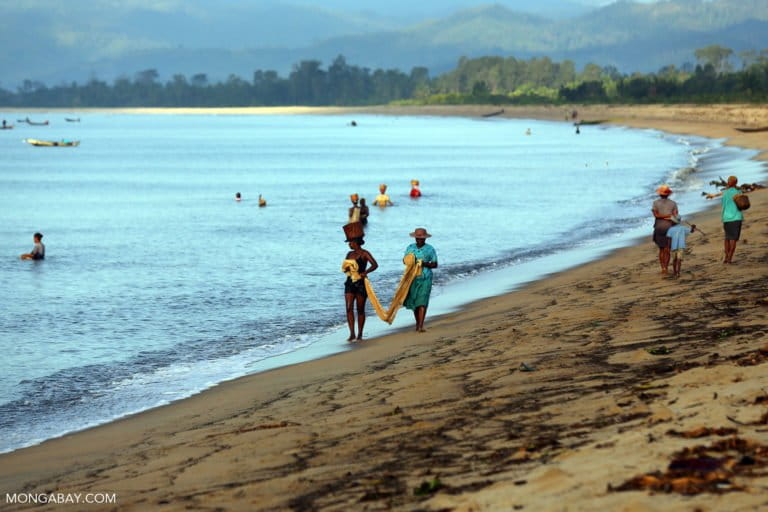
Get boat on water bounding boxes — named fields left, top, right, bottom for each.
left=24, top=138, right=79, bottom=147
left=18, top=118, right=50, bottom=126
left=65, top=118, right=80, bottom=122
left=1, top=125, right=13, bottom=130
left=735, top=126, right=768, bottom=133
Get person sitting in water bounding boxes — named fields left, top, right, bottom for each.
left=359, top=198, right=369, bottom=225
left=410, top=179, right=422, bottom=198
left=20, top=232, right=45, bottom=260
left=349, top=193, right=361, bottom=222
left=235, top=192, right=242, bottom=202
left=258, top=194, right=267, bottom=207
left=373, top=184, right=393, bottom=207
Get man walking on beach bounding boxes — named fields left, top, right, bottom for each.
left=706, top=176, right=744, bottom=264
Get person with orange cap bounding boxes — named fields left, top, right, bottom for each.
left=706, top=175, right=744, bottom=264
left=348, top=193, right=361, bottom=222
left=409, top=179, right=422, bottom=198
left=372, top=184, right=393, bottom=207
left=651, top=184, right=678, bottom=275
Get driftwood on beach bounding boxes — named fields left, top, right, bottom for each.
left=705, top=177, right=765, bottom=193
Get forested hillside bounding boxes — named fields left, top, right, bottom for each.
left=1, top=0, right=767, bottom=87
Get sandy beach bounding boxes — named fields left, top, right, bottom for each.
left=1, top=105, right=767, bottom=511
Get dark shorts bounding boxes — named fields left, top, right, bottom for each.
left=344, top=277, right=367, bottom=298
left=653, top=226, right=670, bottom=248
left=724, top=221, right=742, bottom=241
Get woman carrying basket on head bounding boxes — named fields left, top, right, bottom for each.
left=341, top=222, right=378, bottom=341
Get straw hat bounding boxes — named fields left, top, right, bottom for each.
left=409, top=227, right=432, bottom=238
left=656, top=184, right=672, bottom=196
left=379, top=184, right=387, bottom=192
left=343, top=221, right=365, bottom=242
left=411, top=179, right=420, bottom=186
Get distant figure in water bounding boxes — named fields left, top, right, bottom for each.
left=258, top=194, right=267, bottom=207
left=2, top=120, right=6, bottom=128
left=349, top=193, right=361, bottom=222
left=342, top=222, right=378, bottom=341
left=410, top=179, right=422, bottom=198
left=575, top=124, right=580, bottom=135
left=359, top=198, right=369, bottom=225
left=373, top=184, right=393, bottom=207
left=525, top=128, right=531, bottom=136
left=350, top=120, right=357, bottom=127
left=235, top=192, right=242, bottom=202
left=20, top=232, right=45, bottom=260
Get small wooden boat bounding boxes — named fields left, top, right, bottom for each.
left=24, top=138, right=79, bottom=147
left=65, top=117, right=80, bottom=122
left=0, top=124, right=13, bottom=130
left=18, top=118, right=49, bottom=126
left=482, top=109, right=505, bottom=118
left=735, top=126, right=768, bottom=133
left=575, top=119, right=608, bottom=126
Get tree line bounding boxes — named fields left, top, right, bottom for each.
left=1, top=45, right=767, bottom=107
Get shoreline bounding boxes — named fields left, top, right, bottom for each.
left=2, top=106, right=767, bottom=511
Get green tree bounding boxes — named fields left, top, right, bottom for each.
left=694, top=45, right=734, bottom=74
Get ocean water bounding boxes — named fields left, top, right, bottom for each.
left=0, top=113, right=765, bottom=454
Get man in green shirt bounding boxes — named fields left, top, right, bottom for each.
left=706, top=176, right=744, bottom=264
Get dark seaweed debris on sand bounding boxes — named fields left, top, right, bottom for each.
left=610, top=437, right=768, bottom=495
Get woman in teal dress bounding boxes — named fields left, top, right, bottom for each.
left=404, top=227, right=438, bottom=332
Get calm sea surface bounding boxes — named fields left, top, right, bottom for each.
left=0, top=113, right=765, bottom=453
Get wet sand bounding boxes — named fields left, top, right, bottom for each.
left=1, top=106, right=767, bottom=511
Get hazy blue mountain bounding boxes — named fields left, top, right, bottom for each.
left=310, top=0, right=592, bottom=20
left=2, top=0, right=767, bottom=89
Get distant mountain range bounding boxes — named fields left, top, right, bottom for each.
left=2, top=0, right=767, bottom=89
